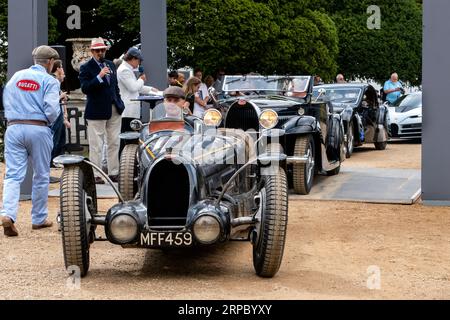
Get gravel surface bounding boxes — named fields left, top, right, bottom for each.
left=2, top=140, right=449, bottom=300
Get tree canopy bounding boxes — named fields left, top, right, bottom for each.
left=0, top=0, right=423, bottom=86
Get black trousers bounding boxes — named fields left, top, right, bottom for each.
left=51, top=112, right=66, bottom=163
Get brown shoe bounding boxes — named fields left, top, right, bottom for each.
left=1, top=216, right=19, bottom=237
left=32, top=220, right=54, bottom=230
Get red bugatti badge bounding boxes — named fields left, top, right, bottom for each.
left=16, top=80, right=40, bottom=92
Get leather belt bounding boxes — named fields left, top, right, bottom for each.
left=8, top=120, right=48, bottom=127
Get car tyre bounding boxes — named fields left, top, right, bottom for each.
left=374, top=141, right=387, bottom=150
left=60, top=166, right=91, bottom=278
left=326, top=165, right=341, bottom=176
left=253, top=167, right=288, bottom=278
left=293, top=135, right=315, bottom=195
left=119, top=144, right=139, bottom=201
left=345, top=122, right=354, bottom=158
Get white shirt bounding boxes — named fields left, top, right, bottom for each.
left=117, top=61, right=155, bottom=119
left=193, top=83, right=210, bottom=118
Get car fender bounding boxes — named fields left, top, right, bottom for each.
left=119, top=132, right=140, bottom=141
left=340, top=106, right=354, bottom=123
left=52, top=155, right=98, bottom=214
left=282, top=116, right=318, bottom=135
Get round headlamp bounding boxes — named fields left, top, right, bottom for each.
left=259, top=109, right=279, bottom=129
left=130, top=119, right=143, bottom=131
left=193, top=215, right=221, bottom=244
left=203, top=109, right=223, bottom=127
left=110, top=214, right=138, bottom=244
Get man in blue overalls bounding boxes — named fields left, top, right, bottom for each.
left=0, top=46, right=61, bottom=237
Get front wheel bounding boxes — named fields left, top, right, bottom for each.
left=119, top=144, right=139, bottom=201
left=292, top=135, right=315, bottom=195
left=345, top=122, right=354, bottom=158
left=60, top=166, right=91, bottom=277
left=253, top=167, right=288, bottom=278
left=374, top=141, right=387, bottom=150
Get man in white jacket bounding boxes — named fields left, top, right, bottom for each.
left=117, top=47, right=159, bottom=154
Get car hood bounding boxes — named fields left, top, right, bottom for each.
left=388, top=106, right=422, bottom=123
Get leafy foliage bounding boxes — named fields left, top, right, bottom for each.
left=324, top=0, right=422, bottom=85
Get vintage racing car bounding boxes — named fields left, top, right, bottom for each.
left=54, top=101, right=289, bottom=278
left=217, top=75, right=346, bottom=195
left=313, top=83, right=390, bottom=158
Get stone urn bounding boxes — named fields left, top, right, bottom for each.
left=66, top=38, right=92, bottom=73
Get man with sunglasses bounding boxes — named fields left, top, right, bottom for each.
left=79, top=37, right=125, bottom=184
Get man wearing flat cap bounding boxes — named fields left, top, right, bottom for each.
left=79, top=37, right=125, bottom=184
left=0, top=45, right=61, bottom=237
left=163, top=86, right=191, bottom=115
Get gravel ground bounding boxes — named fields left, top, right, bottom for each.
left=2, top=139, right=450, bottom=300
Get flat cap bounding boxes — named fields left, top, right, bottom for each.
left=163, top=86, right=186, bottom=99
left=32, top=46, right=60, bottom=60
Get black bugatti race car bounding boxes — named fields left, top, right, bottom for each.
left=313, top=83, right=390, bottom=158
left=216, top=75, right=346, bottom=195
left=54, top=101, right=289, bottom=278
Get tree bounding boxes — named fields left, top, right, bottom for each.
left=324, top=0, right=422, bottom=85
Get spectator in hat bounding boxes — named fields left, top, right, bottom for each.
left=117, top=47, right=160, bottom=154
left=164, top=86, right=191, bottom=115
left=152, top=86, right=190, bottom=119
left=79, top=37, right=125, bottom=184
left=1, top=45, right=60, bottom=237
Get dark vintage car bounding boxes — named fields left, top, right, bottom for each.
left=313, top=83, right=390, bottom=158
left=215, top=75, right=346, bottom=195
left=54, top=102, right=289, bottom=278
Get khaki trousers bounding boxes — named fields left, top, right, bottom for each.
left=87, top=106, right=121, bottom=177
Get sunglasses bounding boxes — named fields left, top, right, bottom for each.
left=93, top=49, right=106, bottom=53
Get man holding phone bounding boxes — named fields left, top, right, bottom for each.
left=383, top=73, right=405, bottom=104
left=79, top=37, right=125, bottom=184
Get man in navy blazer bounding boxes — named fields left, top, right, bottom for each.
left=79, top=37, right=125, bottom=184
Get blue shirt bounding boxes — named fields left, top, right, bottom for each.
left=384, top=80, right=403, bottom=104
left=3, top=64, right=61, bottom=126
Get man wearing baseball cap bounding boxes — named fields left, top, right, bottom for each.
left=0, top=45, right=61, bottom=237
left=117, top=47, right=159, bottom=154
left=79, top=37, right=125, bottom=184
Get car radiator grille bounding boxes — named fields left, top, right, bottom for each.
left=147, top=160, right=190, bottom=227
left=225, top=104, right=259, bottom=132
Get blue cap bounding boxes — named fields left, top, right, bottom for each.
left=126, top=47, right=144, bottom=61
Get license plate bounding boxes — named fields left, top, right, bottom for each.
left=140, top=231, right=193, bottom=247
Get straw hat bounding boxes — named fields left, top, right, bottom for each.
left=90, top=37, right=108, bottom=50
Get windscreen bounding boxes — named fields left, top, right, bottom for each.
left=313, top=87, right=362, bottom=104
left=222, top=75, right=311, bottom=94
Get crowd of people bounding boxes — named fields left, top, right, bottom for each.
left=0, top=37, right=226, bottom=237
left=0, top=36, right=407, bottom=238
